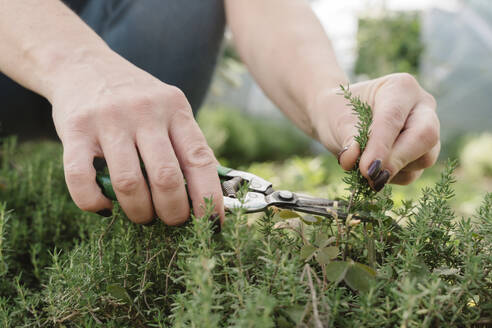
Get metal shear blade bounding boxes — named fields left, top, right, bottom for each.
left=219, top=166, right=345, bottom=219
left=224, top=190, right=344, bottom=219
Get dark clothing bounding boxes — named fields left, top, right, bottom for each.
left=0, top=0, right=225, bottom=139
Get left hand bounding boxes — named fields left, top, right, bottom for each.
left=309, top=73, right=440, bottom=191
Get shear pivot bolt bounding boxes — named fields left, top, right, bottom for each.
left=278, top=190, right=293, bottom=200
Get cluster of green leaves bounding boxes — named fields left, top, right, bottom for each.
left=0, top=87, right=490, bottom=326
left=354, top=12, right=423, bottom=79
left=340, top=85, right=374, bottom=206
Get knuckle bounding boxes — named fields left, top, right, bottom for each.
left=112, top=171, right=141, bottom=195
left=333, top=112, right=357, bottom=147
left=65, top=163, right=90, bottom=184
left=418, top=121, right=440, bottom=148
left=393, top=72, right=419, bottom=89
left=183, top=143, right=215, bottom=168
left=64, top=111, right=92, bottom=134
left=130, top=95, right=155, bottom=115
left=151, top=165, right=182, bottom=191
left=387, top=104, right=406, bottom=126
left=170, top=105, right=193, bottom=125
left=377, top=107, right=406, bottom=133
left=166, top=86, right=189, bottom=109
left=388, top=159, right=404, bottom=177
left=423, top=91, right=437, bottom=109
left=99, top=101, right=122, bottom=121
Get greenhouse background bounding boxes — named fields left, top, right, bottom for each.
left=204, top=0, right=492, bottom=153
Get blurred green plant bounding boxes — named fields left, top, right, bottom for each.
left=197, top=106, right=313, bottom=167
left=460, top=132, right=492, bottom=178
left=354, top=12, right=423, bottom=79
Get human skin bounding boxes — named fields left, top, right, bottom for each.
left=0, top=0, right=439, bottom=224
left=225, top=0, right=439, bottom=189
left=0, top=0, right=223, bottom=225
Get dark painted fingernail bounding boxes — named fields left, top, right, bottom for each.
left=209, top=214, right=221, bottom=234
left=368, top=160, right=382, bottom=180
left=373, top=170, right=390, bottom=192
left=96, top=209, right=112, bottom=217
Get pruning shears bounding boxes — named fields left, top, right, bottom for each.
left=96, top=165, right=347, bottom=220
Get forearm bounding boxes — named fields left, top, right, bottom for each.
left=0, top=0, right=111, bottom=100
left=224, top=0, right=348, bottom=136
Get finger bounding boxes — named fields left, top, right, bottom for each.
left=359, top=74, right=420, bottom=179
left=169, top=108, right=225, bottom=223
left=136, top=129, right=189, bottom=226
left=390, top=169, right=424, bottom=185
left=401, top=142, right=440, bottom=172
left=386, top=102, right=440, bottom=175
left=63, top=138, right=113, bottom=213
left=100, top=134, right=154, bottom=224
left=338, top=141, right=360, bottom=171
left=332, top=109, right=360, bottom=171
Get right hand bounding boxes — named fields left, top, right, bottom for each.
left=49, top=50, right=224, bottom=225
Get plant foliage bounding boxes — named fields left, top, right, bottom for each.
left=0, top=91, right=490, bottom=326
left=355, top=12, right=423, bottom=79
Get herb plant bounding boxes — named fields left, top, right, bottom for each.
left=0, top=89, right=490, bottom=327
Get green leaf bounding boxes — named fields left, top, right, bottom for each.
left=301, top=215, right=320, bottom=225
left=284, top=305, right=306, bottom=324
left=106, top=283, right=131, bottom=303
left=300, top=245, right=316, bottom=261
left=378, top=265, right=393, bottom=279
left=277, top=210, right=301, bottom=219
left=344, top=262, right=376, bottom=293
left=325, top=261, right=349, bottom=283
left=317, top=246, right=339, bottom=265
left=315, top=233, right=336, bottom=248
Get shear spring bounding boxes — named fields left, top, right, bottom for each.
left=222, top=176, right=243, bottom=198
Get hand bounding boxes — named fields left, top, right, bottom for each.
left=49, top=50, right=224, bottom=224
left=310, top=73, right=440, bottom=191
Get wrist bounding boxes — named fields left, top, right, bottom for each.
left=305, top=81, right=348, bottom=143
left=36, top=42, right=114, bottom=101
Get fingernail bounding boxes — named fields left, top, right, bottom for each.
left=373, top=170, right=390, bottom=192
left=93, top=157, right=107, bottom=171
left=209, top=214, right=221, bottom=234
left=96, top=209, right=112, bottom=217
left=368, top=159, right=382, bottom=180
left=337, top=145, right=350, bottom=164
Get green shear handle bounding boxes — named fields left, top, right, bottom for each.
left=96, top=165, right=233, bottom=201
